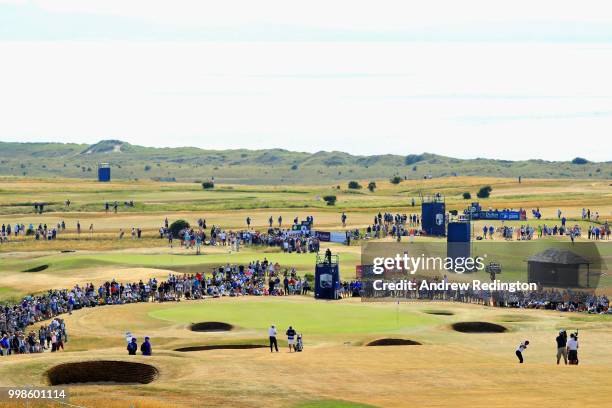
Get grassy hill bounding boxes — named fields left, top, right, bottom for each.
left=0, top=140, right=610, bottom=184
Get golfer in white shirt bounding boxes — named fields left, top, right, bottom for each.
left=268, top=325, right=279, bottom=352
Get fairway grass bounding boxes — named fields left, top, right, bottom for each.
left=0, top=298, right=610, bottom=408
left=0, top=176, right=610, bottom=407
left=0, top=246, right=361, bottom=300
left=1, top=239, right=610, bottom=302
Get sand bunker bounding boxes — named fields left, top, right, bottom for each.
left=175, top=344, right=267, bottom=352
left=23, top=264, right=49, bottom=272
left=46, top=361, right=158, bottom=385
left=424, top=310, right=454, bottom=316
left=190, top=322, right=234, bottom=332
left=451, top=322, right=507, bottom=333
left=366, top=338, right=421, bottom=346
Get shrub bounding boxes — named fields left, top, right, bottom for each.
left=367, top=181, right=377, bottom=192
left=390, top=176, right=402, bottom=184
left=291, top=164, right=298, bottom=170
left=169, top=220, right=190, bottom=238
left=144, top=165, right=151, bottom=171
left=462, top=192, right=471, bottom=200
left=404, top=154, right=426, bottom=165
left=348, top=181, right=362, bottom=189
left=476, top=185, right=492, bottom=198
left=202, top=181, right=215, bottom=189
left=571, top=157, right=589, bottom=165
left=323, top=195, right=337, bottom=206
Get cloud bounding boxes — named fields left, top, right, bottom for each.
left=0, top=41, right=611, bottom=160
left=15, top=0, right=612, bottom=27
left=3, top=1, right=612, bottom=42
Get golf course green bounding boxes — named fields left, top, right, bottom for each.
left=149, top=298, right=438, bottom=335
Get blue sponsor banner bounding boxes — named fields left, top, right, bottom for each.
left=479, top=211, right=500, bottom=220
left=499, top=211, right=521, bottom=220
left=475, top=211, right=521, bottom=220
left=315, top=231, right=331, bottom=242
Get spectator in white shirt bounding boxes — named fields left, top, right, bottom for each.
left=567, top=333, right=579, bottom=365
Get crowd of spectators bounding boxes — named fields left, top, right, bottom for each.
left=159, top=218, right=322, bottom=254
left=362, top=212, right=422, bottom=240
left=0, top=259, right=316, bottom=357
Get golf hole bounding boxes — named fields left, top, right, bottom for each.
left=451, top=322, right=507, bottom=333
left=175, top=344, right=267, bottom=352
left=23, top=264, right=49, bottom=272
left=46, top=361, right=159, bottom=385
left=190, top=322, right=234, bottom=332
left=366, top=339, right=421, bottom=346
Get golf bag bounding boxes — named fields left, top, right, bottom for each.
left=295, top=334, right=303, bottom=352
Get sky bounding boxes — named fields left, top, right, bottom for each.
left=1, top=1, right=612, bottom=161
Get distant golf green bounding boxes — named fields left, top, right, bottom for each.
left=0, top=250, right=361, bottom=278
left=149, top=298, right=437, bottom=334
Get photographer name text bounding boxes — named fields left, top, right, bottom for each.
left=372, top=279, right=537, bottom=293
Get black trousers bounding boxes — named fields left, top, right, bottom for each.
left=269, top=336, right=278, bottom=352
left=516, top=350, right=523, bottom=363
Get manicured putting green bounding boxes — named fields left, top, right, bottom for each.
left=149, top=299, right=437, bottom=334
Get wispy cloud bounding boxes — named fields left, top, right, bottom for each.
left=451, top=111, right=612, bottom=124
left=2, top=1, right=612, bottom=42
left=1, top=2, right=612, bottom=160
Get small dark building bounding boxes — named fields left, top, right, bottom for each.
left=98, top=163, right=111, bottom=182
left=528, top=248, right=591, bottom=288
left=447, top=221, right=471, bottom=272
left=422, top=195, right=446, bottom=236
